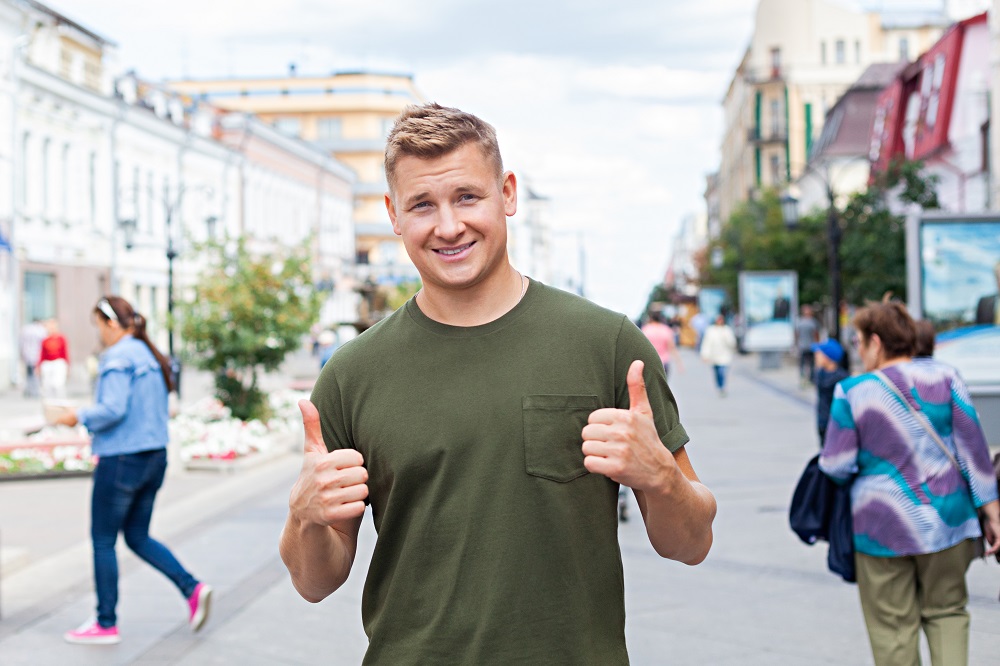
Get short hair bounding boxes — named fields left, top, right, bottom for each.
left=914, top=319, right=936, bottom=357
left=384, top=103, right=503, bottom=197
left=853, top=302, right=916, bottom=360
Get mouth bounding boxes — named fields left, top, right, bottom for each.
left=434, top=242, right=475, bottom=257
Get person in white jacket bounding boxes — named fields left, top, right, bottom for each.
left=699, top=315, right=737, bottom=396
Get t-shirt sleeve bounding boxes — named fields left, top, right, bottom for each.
left=309, top=362, right=353, bottom=453
left=614, top=317, right=690, bottom=452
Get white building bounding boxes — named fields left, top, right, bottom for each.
left=0, top=0, right=356, bottom=389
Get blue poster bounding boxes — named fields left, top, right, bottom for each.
left=920, top=219, right=1000, bottom=385
left=738, top=271, right=797, bottom=352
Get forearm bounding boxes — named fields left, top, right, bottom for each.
left=635, top=467, right=716, bottom=564
left=279, top=514, right=359, bottom=602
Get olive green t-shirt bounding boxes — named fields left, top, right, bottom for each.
left=311, top=280, right=689, bottom=665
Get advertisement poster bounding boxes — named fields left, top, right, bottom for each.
left=738, top=271, right=797, bottom=352
left=916, top=216, right=1000, bottom=387
left=698, top=286, right=728, bottom=322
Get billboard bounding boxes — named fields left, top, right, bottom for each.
left=909, top=214, right=1000, bottom=387
left=738, top=271, right=797, bottom=352
left=698, top=286, right=728, bottom=322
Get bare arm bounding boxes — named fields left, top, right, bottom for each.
left=633, top=446, right=716, bottom=564
left=279, top=400, right=369, bottom=602
left=583, top=360, right=716, bottom=565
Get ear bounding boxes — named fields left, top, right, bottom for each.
left=502, top=171, right=517, bottom=217
left=385, top=192, right=401, bottom=236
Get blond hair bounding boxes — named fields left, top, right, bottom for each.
left=384, top=103, right=503, bottom=197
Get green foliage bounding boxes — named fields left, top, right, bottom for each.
left=700, top=160, right=940, bottom=310
left=178, top=238, right=321, bottom=421
left=700, top=190, right=828, bottom=306
left=384, top=280, right=422, bottom=311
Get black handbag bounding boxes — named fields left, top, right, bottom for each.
left=789, top=454, right=856, bottom=583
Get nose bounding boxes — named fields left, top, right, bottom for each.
left=435, top=203, right=466, bottom=240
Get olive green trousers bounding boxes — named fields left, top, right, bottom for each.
left=856, top=540, right=975, bottom=666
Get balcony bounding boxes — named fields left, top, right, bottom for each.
left=747, top=127, right=788, bottom=145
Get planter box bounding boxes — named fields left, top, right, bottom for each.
left=0, top=439, right=94, bottom=481
left=183, top=446, right=288, bottom=474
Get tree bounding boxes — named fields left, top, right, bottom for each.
left=699, top=160, right=940, bottom=310
left=178, top=238, right=321, bottom=421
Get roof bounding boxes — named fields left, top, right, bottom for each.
left=852, top=62, right=908, bottom=90
left=24, top=0, right=116, bottom=46
left=879, top=9, right=951, bottom=29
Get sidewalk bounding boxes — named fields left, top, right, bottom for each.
left=1, top=348, right=998, bottom=664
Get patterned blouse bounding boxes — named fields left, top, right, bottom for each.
left=820, top=358, right=998, bottom=557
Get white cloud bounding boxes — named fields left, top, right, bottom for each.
left=60, top=0, right=757, bottom=316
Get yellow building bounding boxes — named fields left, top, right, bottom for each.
left=716, top=0, right=946, bottom=224
left=168, top=71, right=425, bottom=282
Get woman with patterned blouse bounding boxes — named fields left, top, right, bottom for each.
left=820, top=302, right=1000, bottom=666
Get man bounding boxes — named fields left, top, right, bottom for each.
left=279, top=103, right=716, bottom=664
left=772, top=287, right=791, bottom=321
left=794, top=305, right=819, bottom=386
left=974, top=260, right=1000, bottom=325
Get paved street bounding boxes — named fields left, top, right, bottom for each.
left=1, top=349, right=999, bottom=664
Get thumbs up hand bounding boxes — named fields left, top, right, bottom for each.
left=289, top=399, right=368, bottom=527
left=582, top=360, right=678, bottom=492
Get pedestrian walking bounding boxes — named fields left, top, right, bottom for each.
left=795, top=305, right=820, bottom=386
left=19, top=318, right=46, bottom=398
left=280, top=103, right=716, bottom=664
left=820, top=302, right=1000, bottom=666
left=641, top=310, right=684, bottom=380
left=811, top=338, right=848, bottom=447
left=699, top=314, right=737, bottom=396
left=39, top=319, right=69, bottom=398
left=55, top=296, right=212, bottom=645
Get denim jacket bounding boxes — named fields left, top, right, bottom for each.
left=77, top=335, right=169, bottom=457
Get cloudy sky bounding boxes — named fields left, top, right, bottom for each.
left=62, top=0, right=955, bottom=317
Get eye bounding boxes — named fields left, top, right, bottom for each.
left=459, top=193, right=477, bottom=202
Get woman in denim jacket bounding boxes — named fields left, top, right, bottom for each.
left=57, top=296, right=212, bottom=645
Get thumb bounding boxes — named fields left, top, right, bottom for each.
left=298, top=399, right=327, bottom=454
left=627, top=360, right=653, bottom=417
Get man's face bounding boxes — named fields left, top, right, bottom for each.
left=386, top=143, right=516, bottom=294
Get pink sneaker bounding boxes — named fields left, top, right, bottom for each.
left=187, top=582, right=213, bottom=632
left=64, top=619, right=121, bottom=645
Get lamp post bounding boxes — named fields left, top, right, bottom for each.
left=118, top=186, right=215, bottom=394
left=780, top=184, right=843, bottom=346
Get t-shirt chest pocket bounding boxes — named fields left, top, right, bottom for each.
left=522, top=395, right=601, bottom=482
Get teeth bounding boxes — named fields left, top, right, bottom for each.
left=438, top=245, right=469, bottom=256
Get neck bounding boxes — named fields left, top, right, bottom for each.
left=876, top=356, right=911, bottom=370
left=417, top=264, right=525, bottom=327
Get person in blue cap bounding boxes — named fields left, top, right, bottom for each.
left=813, top=338, right=849, bottom=447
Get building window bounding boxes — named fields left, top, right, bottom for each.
left=770, top=99, right=781, bottom=136
left=61, top=143, right=70, bottom=222
left=89, top=152, right=97, bottom=229
left=854, top=40, right=861, bottom=64
left=835, top=39, right=846, bottom=64
left=317, top=117, right=342, bottom=140
left=23, top=271, right=56, bottom=322
left=273, top=117, right=301, bottom=137
left=133, top=166, right=142, bottom=231
left=770, top=47, right=781, bottom=78
left=20, top=131, right=29, bottom=209
left=769, top=155, right=781, bottom=185
left=356, top=249, right=370, bottom=265
left=899, top=37, right=910, bottom=62
left=147, top=172, right=155, bottom=233
left=381, top=117, right=395, bottom=139
left=820, top=41, right=827, bottom=65
left=41, top=138, right=51, bottom=217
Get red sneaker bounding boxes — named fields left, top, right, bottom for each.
left=64, top=619, right=121, bottom=645
left=187, top=582, right=213, bottom=632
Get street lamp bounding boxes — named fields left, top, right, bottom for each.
left=118, top=185, right=215, bottom=394
left=780, top=184, right=843, bottom=348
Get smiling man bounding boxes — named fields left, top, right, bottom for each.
left=279, top=103, right=716, bottom=665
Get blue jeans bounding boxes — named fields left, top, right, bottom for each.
left=713, top=365, right=728, bottom=390
left=91, top=449, right=198, bottom=628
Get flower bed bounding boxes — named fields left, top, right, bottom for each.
left=0, top=389, right=308, bottom=479
left=0, top=426, right=94, bottom=480
left=172, top=389, right=307, bottom=470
